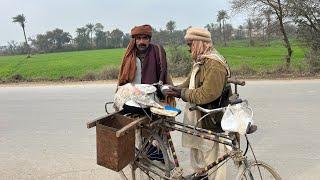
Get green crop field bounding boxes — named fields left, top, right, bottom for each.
left=0, top=48, right=124, bottom=81
left=218, top=39, right=306, bottom=70
left=0, top=40, right=307, bottom=82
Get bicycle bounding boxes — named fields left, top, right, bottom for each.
left=105, top=79, right=282, bottom=180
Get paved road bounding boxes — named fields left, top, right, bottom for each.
left=1, top=80, right=320, bottom=180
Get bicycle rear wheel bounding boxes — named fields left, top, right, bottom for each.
left=134, top=132, right=174, bottom=180
left=236, top=160, right=281, bottom=180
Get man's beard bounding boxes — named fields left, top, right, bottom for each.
left=137, top=44, right=149, bottom=52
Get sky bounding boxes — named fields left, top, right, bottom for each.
left=0, top=0, right=246, bottom=46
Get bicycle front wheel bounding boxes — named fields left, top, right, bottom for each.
left=236, top=160, right=281, bottom=180
left=134, top=132, right=174, bottom=180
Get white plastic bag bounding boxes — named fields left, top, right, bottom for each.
left=114, top=83, right=163, bottom=110
left=221, top=102, right=253, bottom=135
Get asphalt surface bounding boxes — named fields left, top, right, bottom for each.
left=1, top=80, right=320, bottom=180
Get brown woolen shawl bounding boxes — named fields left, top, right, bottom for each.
left=118, top=39, right=137, bottom=86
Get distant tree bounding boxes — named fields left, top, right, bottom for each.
left=247, top=18, right=254, bottom=46
left=152, top=29, right=169, bottom=45
left=12, top=14, right=30, bottom=57
left=288, top=0, right=319, bottom=33
left=263, top=8, right=273, bottom=41
left=253, top=17, right=264, bottom=39
left=122, top=33, right=131, bottom=48
left=109, top=29, right=124, bottom=48
left=231, top=0, right=293, bottom=68
left=93, top=23, right=106, bottom=49
left=170, top=30, right=185, bottom=46
left=288, top=0, right=320, bottom=72
left=75, top=27, right=90, bottom=50
left=95, top=30, right=107, bottom=49
left=6, top=41, right=18, bottom=55
left=166, top=20, right=176, bottom=33
left=86, top=23, right=94, bottom=48
left=217, top=10, right=229, bottom=46
left=31, top=34, right=50, bottom=52
left=51, top=28, right=71, bottom=49
left=76, top=27, right=87, bottom=36
left=235, top=25, right=245, bottom=40
left=105, top=31, right=112, bottom=48
left=94, top=23, right=104, bottom=32
left=224, top=24, right=233, bottom=41
left=30, top=29, right=71, bottom=52
left=205, top=23, right=214, bottom=41
left=205, top=23, right=220, bottom=43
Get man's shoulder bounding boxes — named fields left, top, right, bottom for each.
left=203, top=58, right=227, bottom=72
left=203, top=58, right=223, bottom=66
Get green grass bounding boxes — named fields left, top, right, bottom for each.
left=0, top=39, right=308, bottom=82
left=0, top=48, right=125, bottom=81
left=218, top=45, right=306, bottom=70
left=215, top=39, right=306, bottom=70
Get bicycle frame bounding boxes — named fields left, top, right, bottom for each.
left=138, top=116, right=245, bottom=178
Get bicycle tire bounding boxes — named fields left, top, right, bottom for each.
left=134, top=132, right=174, bottom=180
left=236, top=160, right=281, bottom=180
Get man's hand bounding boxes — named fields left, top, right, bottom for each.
left=166, top=86, right=182, bottom=98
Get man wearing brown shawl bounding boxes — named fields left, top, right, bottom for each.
left=118, top=24, right=170, bottom=86
left=167, top=27, right=230, bottom=180
left=117, top=25, right=174, bottom=171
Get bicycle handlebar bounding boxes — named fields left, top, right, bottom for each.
left=230, top=98, right=243, bottom=105
left=227, top=77, right=246, bottom=86
left=189, top=99, right=244, bottom=114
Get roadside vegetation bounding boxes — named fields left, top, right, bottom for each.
left=1, top=1, right=318, bottom=83
left=0, top=39, right=308, bottom=83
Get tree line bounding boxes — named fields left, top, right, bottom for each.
left=1, top=0, right=319, bottom=71
left=2, top=17, right=296, bottom=54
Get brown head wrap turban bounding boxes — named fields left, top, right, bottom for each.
left=131, top=24, right=152, bottom=37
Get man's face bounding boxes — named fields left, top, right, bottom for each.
left=135, top=35, right=151, bottom=52
left=186, top=40, right=193, bottom=53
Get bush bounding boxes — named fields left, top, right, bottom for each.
left=98, top=66, right=119, bottom=80
left=166, top=45, right=192, bottom=77
left=231, top=65, right=257, bottom=76
left=11, top=73, right=24, bottom=81
left=305, top=48, right=320, bottom=73
left=59, top=76, right=75, bottom=81
left=81, top=71, right=97, bottom=81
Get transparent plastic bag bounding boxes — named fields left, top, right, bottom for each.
left=114, top=83, right=163, bottom=110
left=221, top=102, right=253, bottom=135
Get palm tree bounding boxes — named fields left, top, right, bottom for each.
left=263, top=8, right=273, bottom=42
left=238, top=25, right=244, bottom=39
left=12, top=14, right=30, bottom=58
left=94, top=23, right=104, bottom=32
left=247, top=18, right=254, bottom=46
left=86, top=23, right=94, bottom=48
left=217, top=10, right=229, bottom=46
left=76, top=27, right=86, bottom=36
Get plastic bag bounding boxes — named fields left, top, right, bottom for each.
left=114, top=83, right=163, bottom=110
left=221, top=102, right=253, bottom=135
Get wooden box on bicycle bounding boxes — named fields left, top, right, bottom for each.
left=95, top=111, right=135, bottom=172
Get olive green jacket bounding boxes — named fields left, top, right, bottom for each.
left=179, top=56, right=228, bottom=132
left=179, top=58, right=227, bottom=105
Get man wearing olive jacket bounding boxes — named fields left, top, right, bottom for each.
left=167, top=27, right=231, bottom=180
